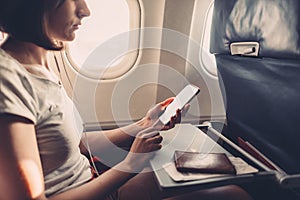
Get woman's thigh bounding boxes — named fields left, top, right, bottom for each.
left=164, top=185, right=254, bottom=200
left=117, top=169, right=162, bottom=200
left=116, top=168, right=254, bottom=200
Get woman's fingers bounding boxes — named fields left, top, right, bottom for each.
left=137, top=127, right=159, bottom=137
left=146, top=134, right=163, bottom=152
left=160, top=97, right=175, bottom=108
left=175, top=109, right=182, bottom=123
left=151, top=97, right=174, bottom=118
left=147, top=134, right=163, bottom=144
left=181, top=103, right=190, bottom=117
left=162, top=109, right=182, bottom=130
left=149, top=143, right=162, bottom=152
left=134, top=131, right=163, bottom=152
left=126, top=130, right=163, bottom=172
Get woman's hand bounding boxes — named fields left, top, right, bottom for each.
left=142, top=97, right=190, bottom=131
left=123, top=127, right=163, bottom=172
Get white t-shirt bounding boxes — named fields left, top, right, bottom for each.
left=0, top=49, right=92, bottom=197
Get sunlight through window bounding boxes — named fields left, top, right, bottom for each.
left=67, top=0, right=140, bottom=79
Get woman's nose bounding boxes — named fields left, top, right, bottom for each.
left=77, top=1, right=91, bottom=19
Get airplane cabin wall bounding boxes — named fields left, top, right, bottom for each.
left=50, top=0, right=225, bottom=130
left=157, top=0, right=225, bottom=123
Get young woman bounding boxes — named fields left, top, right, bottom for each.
left=0, top=0, right=254, bottom=199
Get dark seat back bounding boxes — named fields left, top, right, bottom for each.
left=210, top=0, right=300, bottom=174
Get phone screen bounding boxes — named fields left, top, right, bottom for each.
left=159, top=84, right=200, bottom=125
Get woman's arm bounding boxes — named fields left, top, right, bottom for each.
left=55, top=128, right=162, bottom=200
left=0, top=115, right=45, bottom=200
left=82, top=98, right=182, bottom=154
left=82, top=118, right=151, bottom=155
left=0, top=115, right=161, bottom=200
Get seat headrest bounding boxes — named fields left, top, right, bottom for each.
left=210, top=0, right=300, bottom=59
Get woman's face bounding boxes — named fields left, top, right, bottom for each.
left=46, top=0, right=90, bottom=42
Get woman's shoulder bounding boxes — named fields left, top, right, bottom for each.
left=0, top=48, right=28, bottom=78
left=0, top=48, right=36, bottom=96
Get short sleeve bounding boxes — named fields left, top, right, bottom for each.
left=0, top=60, right=37, bottom=123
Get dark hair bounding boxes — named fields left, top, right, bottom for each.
left=0, top=0, right=65, bottom=50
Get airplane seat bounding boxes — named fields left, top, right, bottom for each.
left=210, top=0, right=300, bottom=174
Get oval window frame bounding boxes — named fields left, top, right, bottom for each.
left=199, top=0, right=218, bottom=77
left=64, top=0, right=141, bottom=80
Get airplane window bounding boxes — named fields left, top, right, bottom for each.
left=66, top=0, right=140, bottom=79
left=200, top=1, right=217, bottom=76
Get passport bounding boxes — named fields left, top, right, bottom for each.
left=174, top=151, right=236, bottom=174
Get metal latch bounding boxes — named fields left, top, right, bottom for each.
left=230, top=42, right=260, bottom=57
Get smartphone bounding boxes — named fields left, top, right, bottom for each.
left=159, top=84, right=200, bottom=125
